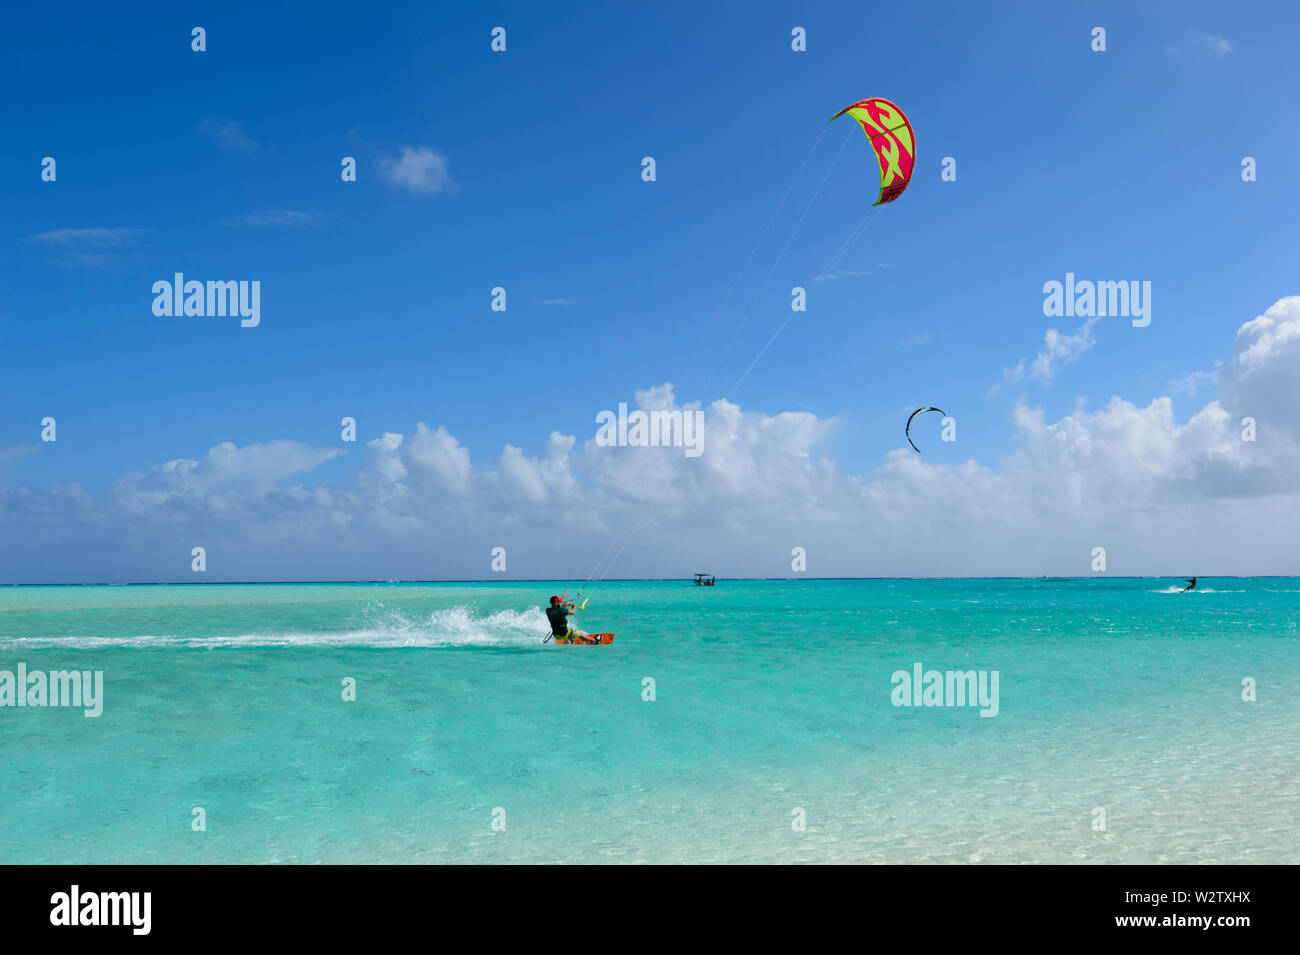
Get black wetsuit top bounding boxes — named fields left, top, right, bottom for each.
left=546, top=605, right=570, bottom=635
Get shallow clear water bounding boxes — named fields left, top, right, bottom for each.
left=0, top=579, right=1296, bottom=863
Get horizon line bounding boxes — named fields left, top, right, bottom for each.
left=0, top=575, right=1281, bottom=587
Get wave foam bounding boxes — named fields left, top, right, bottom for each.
left=0, top=604, right=552, bottom=650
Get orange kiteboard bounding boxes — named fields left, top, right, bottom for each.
left=554, top=632, right=615, bottom=645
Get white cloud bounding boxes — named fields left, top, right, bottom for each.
left=0, top=446, right=38, bottom=470
left=113, top=440, right=346, bottom=509
left=1166, top=33, right=1234, bottom=61
left=406, top=424, right=472, bottom=494
left=998, top=315, right=1101, bottom=389
left=1201, top=34, right=1233, bottom=56
left=1219, top=298, right=1300, bottom=431
left=232, top=210, right=325, bottom=227
left=24, top=227, right=148, bottom=268
left=378, top=146, right=455, bottom=194
left=26, top=227, right=145, bottom=246
left=1168, top=366, right=1218, bottom=397
left=198, top=118, right=258, bottom=152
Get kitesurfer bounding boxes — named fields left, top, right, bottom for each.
left=1181, top=577, right=1198, bottom=592
left=546, top=595, right=595, bottom=644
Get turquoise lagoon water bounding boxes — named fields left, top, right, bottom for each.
left=0, top=579, right=1297, bottom=864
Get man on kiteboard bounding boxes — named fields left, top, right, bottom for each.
left=546, top=595, right=596, bottom=644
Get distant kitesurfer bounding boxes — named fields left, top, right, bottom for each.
left=546, top=595, right=596, bottom=644
left=1181, top=577, right=1197, bottom=592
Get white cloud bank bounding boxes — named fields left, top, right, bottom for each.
left=4, top=298, right=1299, bottom=582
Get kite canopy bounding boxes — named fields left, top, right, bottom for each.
left=906, top=406, right=945, bottom=453
left=831, top=98, right=915, bottom=206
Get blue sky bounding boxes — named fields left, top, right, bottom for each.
left=3, top=1, right=1299, bottom=581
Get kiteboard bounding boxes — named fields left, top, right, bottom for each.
left=554, top=633, right=615, bottom=645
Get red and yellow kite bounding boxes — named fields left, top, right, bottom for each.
left=830, top=98, right=915, bottom=206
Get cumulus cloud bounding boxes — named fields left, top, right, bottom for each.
left=4, top=299, right=1299, bottom=581
left=113, top=441, right=346, bottom=509
left=378, top=146, right=455, bottom=194
left=1219, top=298, right=1300, bottom=431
